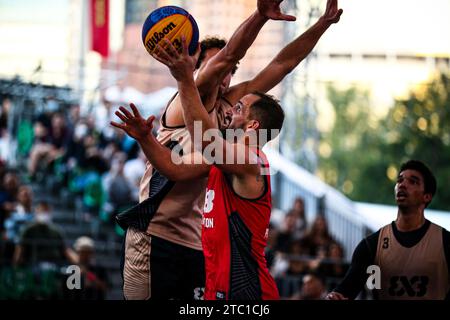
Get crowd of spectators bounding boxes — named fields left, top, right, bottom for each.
left=0, top=94, right=349, bottom=300
left=0, top=95, right=149, bottom=299
left=267, top=197, right=349, bottom=299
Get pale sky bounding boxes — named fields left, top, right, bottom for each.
left=0, top=0, right=449, bottom=86
left=0, top=0, right=68, bottom=23
left=0, top=0, right=70, bottom=83
left=318, top=0, right=450, bottom=56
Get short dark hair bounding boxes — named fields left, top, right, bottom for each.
left=399, top=160, right=437, bottom=200
left=195, top=37, right=238, bottom=75
left=249, top=91, right=285, bottom=141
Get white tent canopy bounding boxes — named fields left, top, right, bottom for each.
left=355, top=202, right=450, bottom=232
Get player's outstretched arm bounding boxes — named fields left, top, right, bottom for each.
left=154, top=38, right=260, bottom=180
left=111, top=104, right=209, bottom=181
left=162, top=0, right=297, bottom=128
left=225, top=0, right=343, bottom=104
left=195, top=0, right=296, bottom=97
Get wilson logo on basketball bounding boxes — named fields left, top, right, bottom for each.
left=145, top=22, right=177, bottom=52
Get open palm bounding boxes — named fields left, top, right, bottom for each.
left=257, top=0, right=296, bottom=21
left=323, top=0, right=343, bottom=24
left=110, top=103, right=155, bottom=142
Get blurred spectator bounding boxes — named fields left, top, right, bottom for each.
left=291, top=197, right=307, bottom=238
left=102, top=141, right=121, bottom=165
left=70, top=147, right=108, bottom=221
left=48, top=112, right=72, bottom=150
left=290, top=273, right=327, bottom=300
left=123, top=150, right=146, bottom=198
left=65, top=118, right=90, bottom=168
left=265, top=223, right=278, bottom=271
left=111, top=128, right=139, bottom=160
left=274, top=211, right=298, bottom=253
left=2, top=185, right=34, bottom=263
left=0, top=98, right=11, bottom=162
left=28, top=113, right=73, bottom=178
left=102, top=152, right=136, bottom=223
left=0, top=171, right=20, bottom=239
left=32, top=120, right=49, bottom=144
left=66, top=104, right=81, bottom=133
left=301, top=215, right=335, bottom=256
left=72, top=236, right=109, bottom=300
left=93, top=98, right=115, bottom=143
left=286, top=240, right=312, bottom=276
left=0, top=96, right=10, bottom=132
left=13, top=201, right=77, bottom=267
left=4, top=185, right=34, bottom=243
left=316, top=242, right=348, bottom=290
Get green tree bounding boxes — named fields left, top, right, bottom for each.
left=379, top=72, right=450, bottom=210
left=320, top=72, right=450, bottom=210
left=319, top=84, right=388, bottom=202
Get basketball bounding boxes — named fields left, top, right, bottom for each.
left=142, top=6, right=199, bottom=56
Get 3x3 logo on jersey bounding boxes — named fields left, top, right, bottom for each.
left=388, top=276, right=429, bottom=297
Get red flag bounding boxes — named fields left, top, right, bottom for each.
left=90, top=0, right=109, bottom=58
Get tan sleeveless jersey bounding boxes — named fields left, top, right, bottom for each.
left=138, top=101, right=219, bottom=251
left=375, top=222, right=449, bottom=300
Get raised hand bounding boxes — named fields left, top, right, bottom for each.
left=322, top=0, right=343, bottom=25
left=152, top=36, right=200, bottom=82
left=257, top=0, right=296, bottom=21
left=110, top=103, right=156, bottom=142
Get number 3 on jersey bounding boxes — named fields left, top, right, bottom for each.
left=204, top=189, right=215, bottom=213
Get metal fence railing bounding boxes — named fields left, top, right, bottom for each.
left=266, top=148, right=370, bottom=261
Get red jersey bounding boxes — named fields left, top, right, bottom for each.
left=202, top=150, right=279, bottom=300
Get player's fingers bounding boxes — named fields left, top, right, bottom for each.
left=129, top=103, right=142, bottom=118
left=119, top=106, right=134, bottom=119
left=153, top=45, right=173, bottom=64
left=278, top=14, right=296, bottom=21
left=152, top=51, right=170, bottom=66
left=181, top=35, right=188, bottom=56
left=110, top=121, right=126, bottom=130
left=326, top=0, right=333, bottom=12
left=114, top=111, right=128, bottom=124
left=146, top=115, right=156, bottom=126
left=330, top=9, right=343, bottom=23
left=164, top=39, right=179, bottom=56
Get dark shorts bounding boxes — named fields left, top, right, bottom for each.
left=122, top=228, right=205, bottom=300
